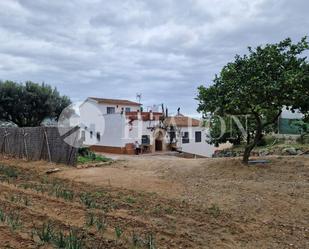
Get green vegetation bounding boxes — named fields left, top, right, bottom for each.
left=115, top=226, right=123, bottom=240
left=131, top=232, right=156, bottom=249
left=208, top=204, right=221, bottom=218
left=197, top=37, right=309, bottom=164
left=77, top=154, right=110, bottom=164
left=0, top=165, right=18, bottom=179
left=36, top=222, right=84, bottom=249
left=37, top=222, right=54, bottom=243
left=53, top=185, right=75, bottom=201
left=77, top=147, right=111, bottom=164
left=0, top=208, right=22, bottom=231
left=0, top=80, right=71, bottom=127
left=7, top=194, right=31, bottom=206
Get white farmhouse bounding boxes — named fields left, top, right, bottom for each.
left=80, top=97, right=216, bottom=157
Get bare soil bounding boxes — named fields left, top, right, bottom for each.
left=0, top=155, right=308, bottom=248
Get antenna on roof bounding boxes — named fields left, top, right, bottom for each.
left=136, top=93, right=142, bottom=104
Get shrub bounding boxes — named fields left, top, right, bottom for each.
left=208, top=204, right=221, bottom=218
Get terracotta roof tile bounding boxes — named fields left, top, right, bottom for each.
left=165, top=116, right=200, bottom=127
left=126, top=111, right=163, bottom=121
left=89, top=97, right=141, bottom=106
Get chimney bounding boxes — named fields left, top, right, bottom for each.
left=165, top=108, right=168, bottom=117
left=150, top=110, right=153, bottom=120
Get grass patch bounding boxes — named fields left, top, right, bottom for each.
left=77, top=154, right=111, bottom=164
left=0, top=165, right=18, bottom=179
left=77, top=147, right=111, bottom=164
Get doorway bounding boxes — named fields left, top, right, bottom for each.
left=155, top=139, right=163, bottom=151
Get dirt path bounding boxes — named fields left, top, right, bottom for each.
left=0, top=155, right=308, bottom=248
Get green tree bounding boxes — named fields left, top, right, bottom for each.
left=0, top=81, right=71, bottom=127
left=197, top=37, right=309, bottom=164
left=206, top=115, right=276, bottom=147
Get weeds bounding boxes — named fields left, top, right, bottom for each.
left=115, top=226, right=123, bottom=240
left=124, top=196, right=136, bottom=204
left=208, top=204, right=221, bottom=218
left=7, top=212, right=22, bottom=230
left=37, top=222, right=54, bottom=243
left=85, top=212, right=106, bottom=232
left=7, top=194, right=30, bottom=206
left=0, top=209, right=6, bottom=222
left=54, top=185, right=74, bottom=201
left=0, top=208, right=22, bottom=231
left=131, top=232, right=156, bottom=249
left=145, top=233, right=156, bottom=249
left=53, top=230, right=66, bottom=248
left=0, top=165, right=18, bottom=179
left=152, top=204, right=173, bottom=215
left=80, top=193, right=96, bottom=209
left=95, top=215, right=107, bottom=232
left=36, top=222, right=84, bottom=249
left=85, top=212, right=95, bottom=227
left=65, top=228, right=84, bottom=249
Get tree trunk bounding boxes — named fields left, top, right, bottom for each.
left=242, top=115, right=262, bottom=165
left=242, top=110, right=282, bottom=165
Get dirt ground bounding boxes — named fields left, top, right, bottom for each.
left=0, top=155, right=308, bottom=248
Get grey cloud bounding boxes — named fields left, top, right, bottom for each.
left=0, top=0, right=308, bottom=116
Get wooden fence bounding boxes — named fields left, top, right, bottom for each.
left=0, top=127, right=78, bottom=166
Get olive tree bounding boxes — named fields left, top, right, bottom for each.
left=0, top=81, right=71, bottom=127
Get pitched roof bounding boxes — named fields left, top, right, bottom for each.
left=126, top=111, right=163, bottom=121
left=164, top=116, right=201, bottom=127
left=89, top=97, right=141, bottom=106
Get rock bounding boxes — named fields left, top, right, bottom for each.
left=281, top=147, right=298, bottom=155
left=259, top=149, right=270, bottom=156
left=45, top=168, right=61, bottom=174
left=296, top=150, right=303, bottom=155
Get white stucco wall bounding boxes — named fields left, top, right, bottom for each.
left=80, top=99, right=218, bottom=156
left=80, top=100, right=161, bottom=147
left=123, top=119, right=161, bottom=145
left=95, top=102, right=140, bottom=115
left=176, top=126, right=216, bottom=157
left=80, top=101, right=125, bottom=147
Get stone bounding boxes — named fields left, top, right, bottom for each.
left=281, top=147, right=298, bottom=155
left=259, top=149, right=270, bottom=156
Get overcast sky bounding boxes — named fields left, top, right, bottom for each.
left=0, top=0, right=308, bottom=116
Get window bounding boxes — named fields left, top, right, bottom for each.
left=96, top=132, right=101, bottom=141
left=142, top=135, right=150, bottom=145
left=90, top=131, right=93, bottom=139
left=182, top=132, right=189, bottom=144
left=107, top=107, right=115, bottom=114
left=195, top=131, right=202, bottom=143
left=125, top=107, right=131, bottom=113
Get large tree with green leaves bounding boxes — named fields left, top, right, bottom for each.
left=197, top=37, right=309, bottom=164
left=206, top=115, right=276, bottom=147
left=0, top=81, right=71, bottom=127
